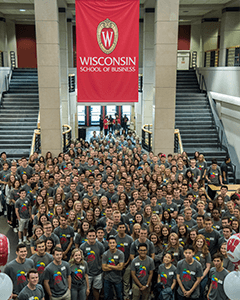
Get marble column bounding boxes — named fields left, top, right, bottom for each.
left=190, top=22, right=202, bottom=67
left=0, top=16, right=8, bottom=67
left=152, top=0, right=179, bottom=155
left=6, top=19, right=17, bottom=67
left=142, top=9, right=155, bottom=126
left=35, top=0, right=62, bottom=156
left=59, top=8, right=70, bottom=126
left=67, top=18, right=73, bottom=68
left=219, top=7, right=240, bottom=66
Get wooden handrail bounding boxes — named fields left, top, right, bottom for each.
left=62, top=124, right=72, bottom=134
left=30, top=129, right=41, bottom=156
left=142, top=124, right=152, bottom=134
left=174, top=129, right=184, bottom=154
left=226, top=45, right=240, bottom=49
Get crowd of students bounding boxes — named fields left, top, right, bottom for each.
left=1, top=130, right=239, bottom=300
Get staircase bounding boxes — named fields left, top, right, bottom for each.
left=0, top=68, right=39, bottom=160
left=175, top=70, right=235, bottom=182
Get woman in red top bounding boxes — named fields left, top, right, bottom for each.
left=103, top=116, right=109, bottom=136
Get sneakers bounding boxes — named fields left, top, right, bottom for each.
left=4, top=211, right=7, bottom=216
left=24, top=239, right=30, bottom=245
left=13, top=228, right=18, bottom=233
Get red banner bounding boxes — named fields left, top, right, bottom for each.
left=76, top=0, right=139, bottom=102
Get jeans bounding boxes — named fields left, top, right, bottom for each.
left=104, top=279, right=123, bottom=300
left=1, top=191, right=6, bottom=212
left=122, top=264, right=131, bottom=300
left=71, top=285, right=86, bottom=300
left=132, top=283, right=151, bottom=300
left=199, top=275, right=208, bottom=300
left=7, top=204, right=17, bottom=228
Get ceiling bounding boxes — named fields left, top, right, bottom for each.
left=0, top=0, right=239, bottom=24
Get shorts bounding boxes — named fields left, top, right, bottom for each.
left=88, top=273, right=103, bottom=290
left=19, top=218, right=29, bottom=232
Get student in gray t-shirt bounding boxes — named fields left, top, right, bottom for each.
left=44, top=247, right=71, bottom=299
left=176, top=245, right=203, bottom=299
left=131, top=242, right=155, bottom=300
left=207, top=253, right=229, bottom=300
left=18, top=269, right=45, bottom=300
left=102, top=236, right=125, bottom=300
left=30, top=239, right=53, bottom=285
left=4, top=244, right=34, bottom=297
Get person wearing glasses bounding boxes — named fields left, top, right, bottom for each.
left=130, top=243, right=155, bottom=300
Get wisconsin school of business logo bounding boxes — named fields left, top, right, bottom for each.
left=97, top=18, right=118, bottom=54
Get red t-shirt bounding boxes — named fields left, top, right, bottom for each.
left=103, top=119, right=108, bottom=129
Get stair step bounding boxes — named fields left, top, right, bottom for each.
left=0, top=140, right=32, bottom=144
left=0, top=144, right=31, bottom=149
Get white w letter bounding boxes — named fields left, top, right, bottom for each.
left=102, top=31, right=113, bottom=48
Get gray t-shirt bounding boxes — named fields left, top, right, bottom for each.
left=15, top=197, right=31, bottom=219
left=130, top=256, right=155, bottom=286
left=30, top=252, right=53, bottom=284
left=184, top=218, right=197, bottom=229
left=176, top=259, right=203, bottom=299
left=40, top=233, right=60, bottom=247
left=115, top=234, right=133, bottom=263
left=70, top=261, right=89, bottom=288
left=158, top=264, right=176, bottom=288
left=18, top=284, right=44, bottom=300
left=80, top=240, right=105, bottom=276
left=208, top=267, right=229, bottom=300
left=193, top=251, right=211, bottom=271
left=4, top=258, right=34, bottom=295
left=54, top=226, right=74, bottom=251
left=130, top=239, right=155, bottom=258
left=207, top=166, right=222, bottom=185
left=162, top=202, right=178, bottom=214
left=102, top=249, right=124, bottom=283
left=198, top=229, right=221, bottom=257
left=44, top=261, right=70, bottom=298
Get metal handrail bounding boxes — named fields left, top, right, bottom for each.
left=195, top=68, right=238, bottom=183
left=141, top=124, right=184, bottom=154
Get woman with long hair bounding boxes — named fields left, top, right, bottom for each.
left=131, top=223, right=141, bottom=241
left=93, top=206, right=101, bottom=222
left=178, top=224, right=189, bottom=247
left=157, top=252, right=176, bottom=300
left=218, top=242, right=234, bottom=272
left=164, top=232, right=184, bottom=266
left=31, top=195, right=44, bottom=218
left=90, top=195, right=100, bottom=210
left=159, top=225, right=171, bottom=249
left=5, top=175, right=15, bottom=227
left=30, top=225, right=44, bottom=254
left=64, top=198, right=74, bottom=216
left=85, top=210, right=96, bottom=228
left=33, top=204, right=47, bottom=228
left=9, top=179, right=21, bottom=232
left=185, top=169, right=196, bottom=189
left=99, top=196, right=109, bottom=217
left=161, top=210, right=176, bottom=228
left=69, top=248, right=90, bottom=300
left=73, top=201, right=86, bottom=221
left=185, top=228, right=198, bottom=246
left=54, top=204, right=63, bottom=218
left=214, top=195, right=227, bottom=215
left=46, top=197, right=55, bottom=221
left=149, top=214, right=161, bottom=233
left=193, top=234, right=211, bottom=299
left=75, top=220, right=90, bottom=248
left=68, top=210, right=80, bottom=233
left=45, top=237, right=54, bottom=254
left=143, top=205, right=152, bottom=225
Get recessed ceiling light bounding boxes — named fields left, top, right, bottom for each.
left=19, top=9, right=26, bottom=12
